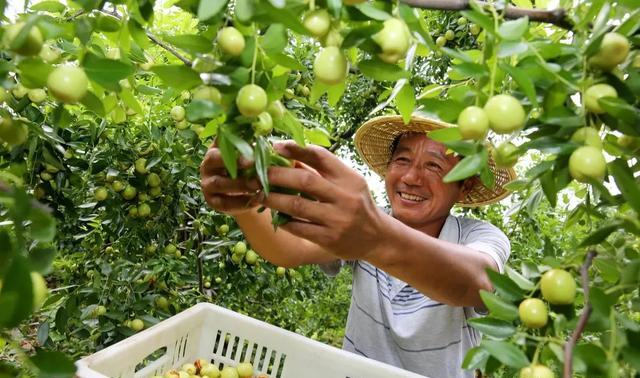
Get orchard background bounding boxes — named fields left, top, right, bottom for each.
left=0, top=0, right=639, bottom=377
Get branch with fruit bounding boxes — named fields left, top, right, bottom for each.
left=563, top=250, right=597, bottom=378
left=398, top=0, right=572, bottom=29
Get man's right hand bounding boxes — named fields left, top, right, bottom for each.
left=200, top=145, right=261, bottom=216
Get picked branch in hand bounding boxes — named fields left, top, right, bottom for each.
left=399, top=0, right=572, bottom=30
left=563, top=250, right=597, bottom=378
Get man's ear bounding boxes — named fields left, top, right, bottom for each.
left=458, top=176, right=478, bottom=201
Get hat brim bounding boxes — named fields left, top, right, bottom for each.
left=354, top=115, right=516, bottom=207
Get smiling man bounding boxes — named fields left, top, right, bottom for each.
left=200, top=115, right=515, bottom=378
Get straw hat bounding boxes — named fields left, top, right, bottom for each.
left=354, top=114, right=516, bottom=207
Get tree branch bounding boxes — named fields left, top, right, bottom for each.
left=399, top=0, right=572, bottom=30
left=145, top=31, right=193, bottom=66
left=97, top=10, right=193, bottom=66
left=563, top=250, right=597, bottom=378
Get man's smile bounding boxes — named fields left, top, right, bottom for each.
left=397, top=191, right=428, bottom=202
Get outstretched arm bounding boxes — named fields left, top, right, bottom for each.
left=260, top=141, right=501, bottom=307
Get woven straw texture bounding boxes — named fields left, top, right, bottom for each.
left=354, top=115, right=516, bottom=207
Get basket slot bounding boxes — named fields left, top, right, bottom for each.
left=180, top=335, right=189, bottom=359
left=133, top=346, right=168, bottom=373
left=224, top=334, right=239, bottom=360
left=268, top=351, right=286, bottom=378
left=273, top=353, right=287, bottom=378
left=219, top=332, right=232, bottom=357
left=212, top=329, right=223, bottom=355
left=234, top=339, right=250, bottom=362
left=255, top=346, right=269, bottom=372
left=266, top=349, right=278, bottom=374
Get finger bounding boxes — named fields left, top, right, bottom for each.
left=204, top=194, right=261, bottom=212
left=261, top=192, right=331, bottom=225
left=273, top=141, right=349, bottom=178
left=279, top=219, right=327, bottom=245
left=201, top=175, right=260, bottom=194
left=200, top=148, right=253, bottom=177
left=267, top=166, right=336, bottom=202
left=293, top=160, right=320, bottom=176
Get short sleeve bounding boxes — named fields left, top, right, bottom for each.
left=461, top=220, right=511, bottom=273
left=317, top=259, right=343, bottom=277
left=317, top=259, right=356, bottom=277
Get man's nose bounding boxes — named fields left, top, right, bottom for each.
left=401, top=164, right=424, bottom=186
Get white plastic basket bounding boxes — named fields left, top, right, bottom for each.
left=76, top=303, right=427, bottom=378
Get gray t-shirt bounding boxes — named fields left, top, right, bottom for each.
left=320, top=214, right=510, bottom=378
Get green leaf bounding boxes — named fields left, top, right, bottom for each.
left=17, top=58, right=53, bottom=88
left=461, top=9, right=495, bottom=34
left=481, top=340, right=529, bottom=368
left=354, top=3, right=391, bottom=20
left=217, top=125, right=239, bottom=179
left=281, top=112, right=306, bottom=146
left=327, top=81, right=346, bottom=106
left=119, top=87, right=143, bottom=115
left=599, top=97, right=640, bottom=125
left=267, top=0, right=285, bottom=8
left=255, top=137, right=270, bottom=195
left=198, top=0, right=227, bottom=21
left=83, top=53, right=135, bottom=91
left=342, top=24, right=383, bottom=49
left=395, top=83, right=415, bottom=125
left=29, top=208, right=56, bottom=242
left=30, top=1, right=66, bottom=12
left=468, top=317, right=517, bottom=339
left=486, top=269, right=525, bottom=302
left=262, top=24, right=287, bottom=55
left=479, top=290, right=519, bottom=321
left=235, top=0, right=255, bottom=23
left=497, top=41, right=528, bottom=57
left=163, top=34, right=213, bottom=54
left=442, top=140, right=478, bottom=156
left=450, top=62, right=488, bottom=79
left=443, top=148, right=487, bottom=183
left=498, top=17, right=529, bottom=40
left=608, top=159, right=640, bottom=214
left=186, top=100, right=223, bottom=123
left=0, top=255, right=33, bottom=328
left=304, top=128, right=331, bottom=147
left=427, top=127, right=461, bottom=143
left=505, top=266, right=535, bottom=291
left=28, top=247, right=56, bottom=274
left=358, top=59, right=410, bottom=82
left=270, top=53, right=305, bottom=71
left=150, top=65, right=203, bottom=90
left=79, top=91, right=106, bottom=117
left=31, top=350, right=76, bottom=378
left=253, top=2, right=308, bottom=35
left=461, top=346, right=490, bottom=370
left=589, top=287, right=617, bottom=316
left=418, top=98, right=465, bottom=123
left=500, top=63, right=538, bottom=107
left=579, top=222, right=622, bottom=247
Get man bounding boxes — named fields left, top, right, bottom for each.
left=200, top=114, right=515, bottom=378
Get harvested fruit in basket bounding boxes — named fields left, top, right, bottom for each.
left=158, top=358, right=263, bottom=378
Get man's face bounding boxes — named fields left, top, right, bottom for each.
left=384, top=133, right=467, bottom=228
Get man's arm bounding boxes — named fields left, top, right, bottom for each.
left=200, top=145, right=337, bottom=268
left=234, top=209, right=337, bottom=268
left=364, top=215, right=500, bottom=308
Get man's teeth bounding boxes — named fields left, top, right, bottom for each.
left=399, top=192, right=426, bottom=202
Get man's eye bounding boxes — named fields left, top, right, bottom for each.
left=427, top=162, right=442, bottom=171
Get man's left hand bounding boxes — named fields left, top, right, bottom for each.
left=260, top=141, right=387, bottom=260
